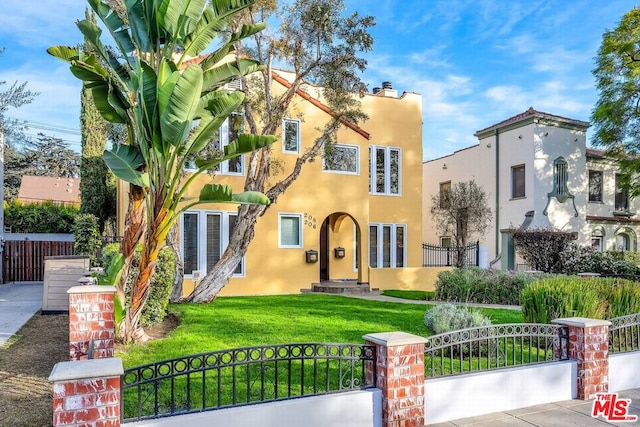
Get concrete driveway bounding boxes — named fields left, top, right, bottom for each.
left=0, top=282, right=43, bottom=348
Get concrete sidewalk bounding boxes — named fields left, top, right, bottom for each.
left=0, top=282, right=43, bottom=348
left=430, top=388, right=640, bottom=426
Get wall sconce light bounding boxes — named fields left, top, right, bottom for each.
left=518, top=135, right=523, bottom=139
left=305, top=250, right=318, bottom=263
left=442, top=163, right=447, bottom=170
left=334, top=247, right=345, bottom=258
left=486, top=143, right=492, bottom=148
left=544, top=132, right=549, bottom=137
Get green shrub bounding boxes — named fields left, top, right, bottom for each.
left=4, top=200, right=78, bottom=233
left=560, top=244, right=640, bottom=275
left=519, top=276, right=640, bottom=323
left=101, top=243, right=176, bottom=327
left=424, top=303, right=492, bottom=334
left=72, top=214, right=102, bottom=266
left=512, top=228, right=575, bottom=273
left=434, top=267, right=550, bottom=305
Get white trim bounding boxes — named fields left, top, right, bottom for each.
left=368, top=223, right=406, bottom=268
left=180, top=210, right=245, bottom=279
left=278, top=213, right=304, bottom=248
left=369, top=146, right=402, bottom=196
left=353, top=224, right=358, bottom=272
left=323, top=143, right=360, bottom=175
left=183, top=115, right=245, bottom=175
left=282, top=119, right=301, bottom=154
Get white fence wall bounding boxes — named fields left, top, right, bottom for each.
left=610, top=352, right=640, bottom=392
left=424, top=361, right=577, bottom=424
left=4, top=233, right=74, bottom=242
left=127, top=389, right=382, bottom=427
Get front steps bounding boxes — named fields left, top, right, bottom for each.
left=307, top=281, right=372, bottom=294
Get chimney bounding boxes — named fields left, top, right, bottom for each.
left=377, top=81, right=397, bottom=98
left=372, top=87, right=381, bottom=94
left=382, top=81, right=393, bottom=89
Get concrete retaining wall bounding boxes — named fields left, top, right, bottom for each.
left=609, top=352, right=640, bottom=392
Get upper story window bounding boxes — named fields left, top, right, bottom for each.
left=511, top=164, right=525, bottom=199
left=615, top=174, right=630, bottom=212
left=282, top=119, right=300, bottom=154
left=439, top=181, right=451, bottom=208
left=589, top=170, right=603, bottom=202
left=323, top=143, right=359, bottom=174
left=552, top=157, right=569, bottom=197
left=369, top=146, right=401, bottom=195
left=184, top=113, right=245, bottom=175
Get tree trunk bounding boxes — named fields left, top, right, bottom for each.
left=167, top=223, right=185, bottom=303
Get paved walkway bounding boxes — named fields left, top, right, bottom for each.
left=0, top=282, right=43, bottom=348
left=430, top=389, right=640, bottom=426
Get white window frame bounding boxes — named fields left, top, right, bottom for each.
left=368, top=223, right=406, bottom=268
left=278, top=213, right=303, bottom=248
left=323, top=143, right=359, bottom=175
left=180, top=210, right=245, bottom=278
left=511, top=164, right=526, bottom=199
left=183, top=114, right=245, bottom=175
left=369, top=146, right=402, bottom=196
left=282, top=119, right=301, bottom=154
left=353, top=225, right=358, bottom=272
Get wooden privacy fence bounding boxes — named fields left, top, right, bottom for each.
left=3, top=240, right=75, bottom=282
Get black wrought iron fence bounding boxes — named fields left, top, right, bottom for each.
left=121, top=343, right=376, bottom=422
left=609, top=313, right=640, bottom=353
left=424, top=323, right=569, bottom=377
left=422, top=241, right=479, bottom=267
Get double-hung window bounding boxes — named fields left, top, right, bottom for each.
left=183, top=113, right=245, bottom=175
left=181, top=211, right=244, bottom=278
left=588, top=170, right=603, bottom=202
left=282, top=119, right=300, bottom=154
left=511, top=164, right=525, bottom=198
left=369, top=223, right=406, bottom=268
left=323, top=143, right=359, bottom=174
left=439, top=181, right=451, bottom=208
left=279, top=213, right=303, bottom=248
left=369, top=146, right=401, bottom=195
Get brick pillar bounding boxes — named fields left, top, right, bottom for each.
left=68, top=285, right=117, bottom=360
left=49, top=358, right=123, bottom=427
left=363, top=332, right=428, bottom=427
left=552, top=317, right=611, bottom=400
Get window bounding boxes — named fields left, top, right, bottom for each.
left=181, top=211, right=244, bottom=277
left=369, top=223, right=406, bottom=268
left=511, top=164, right=525, bottom=198
left=552, top=157, right=569, bottom=197
left=440, top=236, right=452, bottom=247
left=439, top=181, right=451, bottom=208
left=589, top=170, right=603, bottom=202
left=369, top=146, right=401, bottom=195
left=279, top=214, right=303, bottom=248
left=323, top=143, right=359, bottom=174
left=615, top=174, right=629, bottom=212
left=591, top=227, right=604, bottom=251
left=283, top=119, right=300, bottom=154
left=183, top=113, right=245, bottom=174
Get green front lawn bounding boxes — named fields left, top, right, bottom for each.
left=118, top=294, right=523, bottom=367
left=382, top=289, right=435, bottom=301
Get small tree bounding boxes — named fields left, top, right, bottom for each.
left=512, top=228, right=576, bottom=273
left=431, top=180, right=490, bottom=268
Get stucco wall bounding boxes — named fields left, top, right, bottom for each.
left=609, top=352, right=640, bottom=392
left=369, top=267, right=450, bottom=292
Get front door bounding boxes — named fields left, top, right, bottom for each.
left=320, top=217, right=329, bottom=281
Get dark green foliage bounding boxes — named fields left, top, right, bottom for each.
left=102, top=243, right=176, bottom=327
left=512, top=228, right=576, bottom=273
left=4, top=200, right=78, bottom=233
left=72, top=214, right=102, bottom=266
left=560, top=244, right=640, bottom=275
left=434, top=267, right=550, bottom=306
left=520, top=276, right=640, bottom=323
left=381, top=290, right=435, bottom=301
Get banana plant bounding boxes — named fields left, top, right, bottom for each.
left=49, top=0, right=275, bottom=342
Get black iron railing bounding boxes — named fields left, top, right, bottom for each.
left=422, top=241, right=479, bottom=267
left=121, top=343, right=376, bottom=422
left=609, top=313, right=640, bottom=353
left=424, top=323, right=569, bottom=377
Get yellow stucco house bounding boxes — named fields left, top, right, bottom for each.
left=118, top=71, right=446, bottom=297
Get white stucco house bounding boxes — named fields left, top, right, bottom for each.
left=423, top=107, right=640, bottom=270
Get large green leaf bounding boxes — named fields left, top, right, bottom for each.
left=103, top=145, right=150, bottom=187
left=125, top=0, right=152, bottom=52
left=197, top=184, right=270, bottom=205
left=46, top=46, right=79, bottom=62
left=136, top=62, right=159, bottom=148
left=87, top=0, right=136, bottom=64
left=77, top=19, right=130, bottom=86
left=223, top=134, right=276, bottom=160
left=211, top=0, right=256, bottom=18
left=96, top=253, right=126, bottom=327
left=202, top=59, right=264, bottom=93
left=91, top=83, right=127, bottom=123
left=160, top=64, right=203, bottom=147
left=162, top=0, right=206, bottom=39
left=199, top=23, right=265, bottom=69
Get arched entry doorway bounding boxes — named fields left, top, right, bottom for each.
left=319, top=213, right=362, bottom=283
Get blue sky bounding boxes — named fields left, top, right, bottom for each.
left=0, top=0, right=637, bottom=159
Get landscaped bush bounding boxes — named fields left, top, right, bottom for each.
left=102, top=243, right=176, bottom=327
left=560, top=244, right=640, bottom=276
left=434, top=267, right=550, bottom=305
left=72, top=214, right=102, bottom=266
left=520, top=276, right=640, bottom=323
left=512, top=228, right=575, bottom=273
left=424, top=303, right=492, bottom=334
left=4, top=200, right=78, bottom=233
